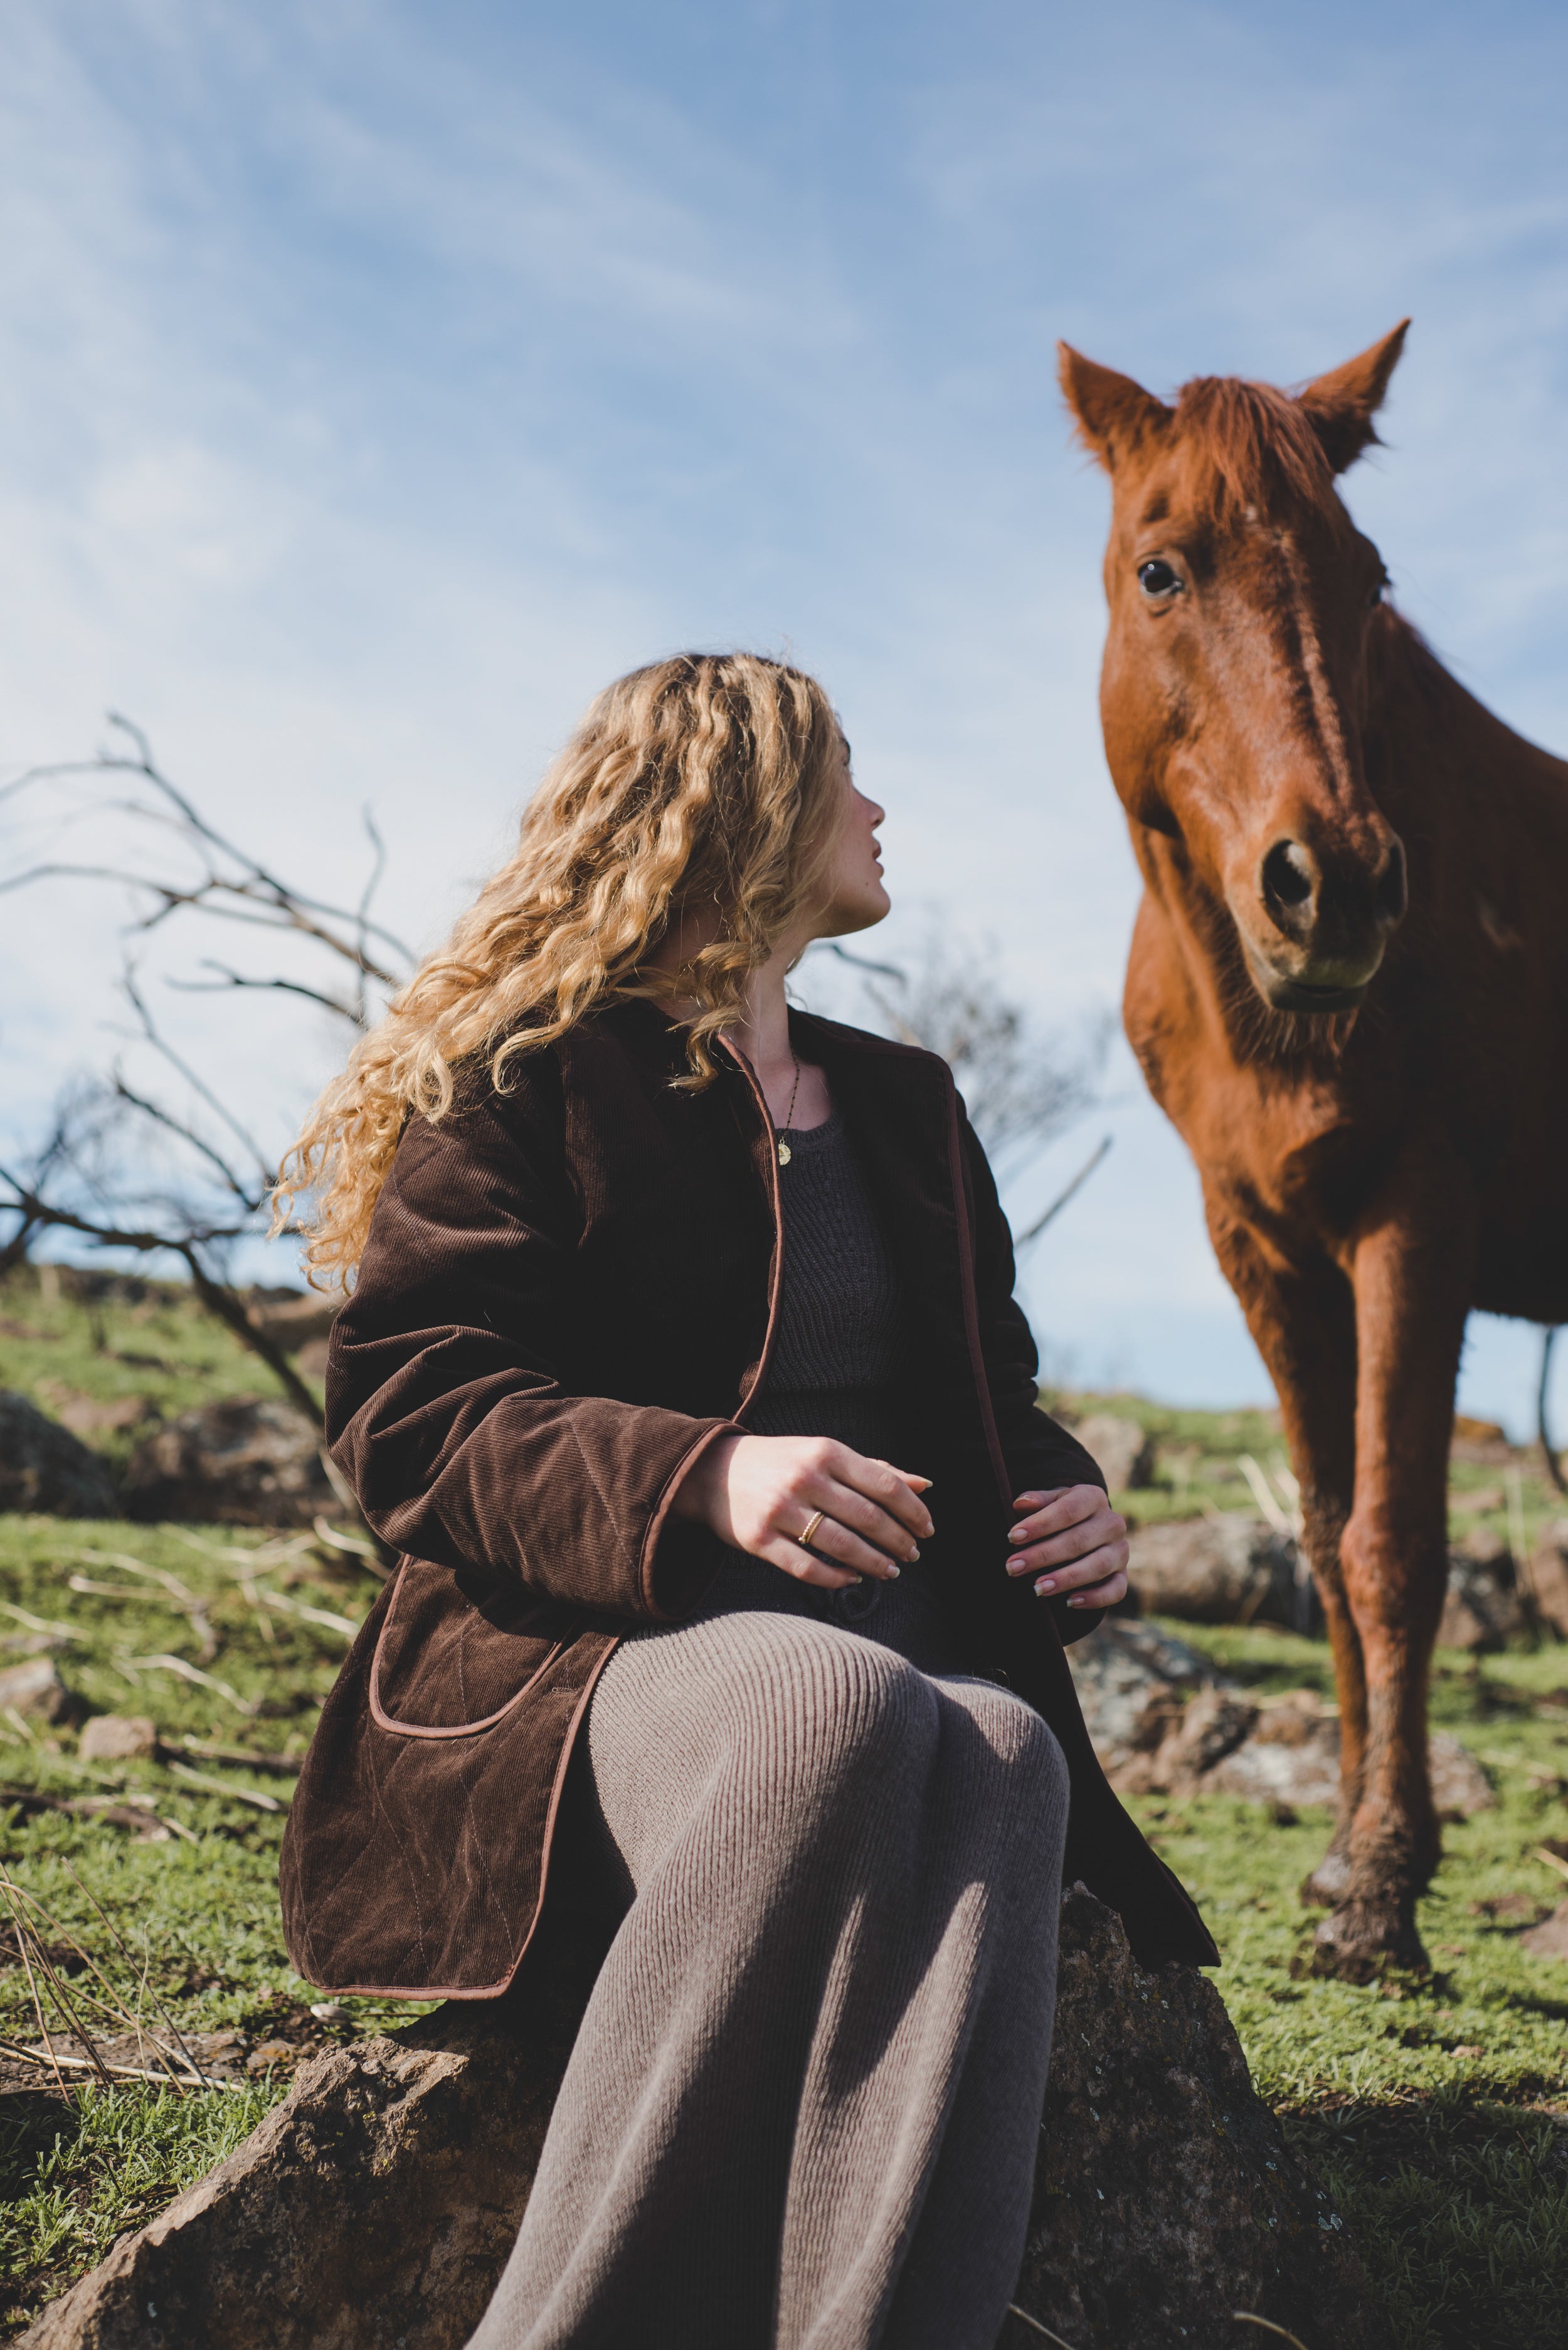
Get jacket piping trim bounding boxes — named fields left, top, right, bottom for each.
left=638, top=1418, right=743, bottom=1619
left=368, top=1563, right=568, bottom=1740
left=716, top=1034, right=787, bottom=1421
left=326, top=1630, right=623, bottom=2001
left=940, top=1074, right=1022, bottom=1521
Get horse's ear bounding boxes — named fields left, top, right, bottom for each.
left=1298, top=321, right=1411, bottom=475
left=1057, top=344, right=1169, bottom=473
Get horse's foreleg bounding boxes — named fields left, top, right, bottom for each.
left=1204, top=1201, right=1361, bottom=1897
left=1309, top=1202, right=1473, bottom=1981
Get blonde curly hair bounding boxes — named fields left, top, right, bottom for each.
left=273, top=651, right=845, bottom=1287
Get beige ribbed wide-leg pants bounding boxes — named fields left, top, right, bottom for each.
left=467, top=1608, right=1069, bottom=2350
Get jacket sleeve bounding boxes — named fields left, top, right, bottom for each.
left=959, top=1106, right=1113, bottom=1647
left=325, top=1068, right=736, bottom=1622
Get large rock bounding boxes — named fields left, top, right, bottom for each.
left=18, top=1893, right=1372, bottom=2350
left=0, top=1656, right=78, bottom=1724
left=1209, top=1697, right=1494, bottom=1819
left=1438, top=1530, right=1528, bottom=1650
left=1066, top=1616, right=1226, bottom=1770
left=0, top=1392, right=117, bottom=1518
left=1527, top=1522, right=1568, bottom=1639
left=245, top=1290, right=339, bottom=1352
left=124, top=1398, right=333, bottom=1527
left=1067, top=1624, right=1493, bottom=1815
left=1520, top=1900, right=1568, bottom=1960
left=1073, top=1412, right=1157, bottom=1494
left=1125, top=1512, right=1313, bottom=1633
left=1004, top=1886, right=1372, bottom=2349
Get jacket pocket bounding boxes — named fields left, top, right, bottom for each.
left=368, top=1556, right=577, bottom=1740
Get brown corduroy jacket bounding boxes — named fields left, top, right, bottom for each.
left=279, top=1002, right=1217, bottom=1994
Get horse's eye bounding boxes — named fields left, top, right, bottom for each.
left=1138, top=560, right=1180, bottom=598
left=1369, top=575, right=1389, bottom=609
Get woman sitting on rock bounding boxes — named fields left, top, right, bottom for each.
left=274, top=652, right=1214, bottom=2350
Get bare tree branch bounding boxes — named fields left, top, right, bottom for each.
left=0, top=1162, right=322, bottom=1428
left=119, top=964, right=275, bottom=1191
left=164, top=963, right=364, bottom=1028
left=0, top=718, right=403, bottom=1421
left=1013, top=1135, right=1114, bottom=1250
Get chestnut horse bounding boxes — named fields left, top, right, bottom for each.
left=1058, top=324, right=1568, bottom=1978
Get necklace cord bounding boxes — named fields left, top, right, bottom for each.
left=776, top=1051, right=802, bottom=1166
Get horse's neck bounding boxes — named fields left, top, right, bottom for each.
left=1363, top=609, right=1568, bottom=827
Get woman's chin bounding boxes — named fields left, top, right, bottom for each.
left=818, top=883, right=891, bottom=940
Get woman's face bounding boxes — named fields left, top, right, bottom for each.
left=811, top=736, right=891, bottom=940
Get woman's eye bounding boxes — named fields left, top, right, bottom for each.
left=1138, top=560, right=1180, bottom=598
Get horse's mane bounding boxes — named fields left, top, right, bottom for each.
left=1168, top=375, right=1338, bottom=519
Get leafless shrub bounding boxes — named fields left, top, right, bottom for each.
left=0, top=718, right=415, bottom=1425
left=805, top=931, right=1112, bottom=1246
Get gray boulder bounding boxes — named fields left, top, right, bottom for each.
left=1520, top=1901, right=1568, bottom=1960
left=1528, top=1524, right=1568, bottom=1639
left=1068, top=1624, right=1493, bottom=1816
left=0, top=1391, right=117, bottom=1517
left=1074, top=1411, right=1157, bottom=1494
left=18, top=1891, right=1372, bottom=2350
left=1006, top=1885, right=1373, bottom=2348
left=124, top=1397, right=333, bottom=1527
left=1125, top=1511, right=1312, bottom=1632
left=1065, top=1615, right=1224, bottom=1768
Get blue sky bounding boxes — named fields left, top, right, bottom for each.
left=3, top=0, right=1568, bottom=1428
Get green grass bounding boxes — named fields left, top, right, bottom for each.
left=0, top=1513, right=411, bottom=2330
left=1128, top=1621, right=1568, bottom=2347
left=1, top=1286, right=1566, bottom=2342
left=0, top=1262, right=297, bottom=1480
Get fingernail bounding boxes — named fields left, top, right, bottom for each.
left=906, top=1547, right=920, bottom=1563
left=1035, top=1578, right=1056, bottom=1595
left=883, top=1563, right=901, bottom=1579
left=1009, top=1527, right=1029, bottom=1543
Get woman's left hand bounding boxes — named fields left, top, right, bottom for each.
left=1004, top=1485, right=1129, bottom=1610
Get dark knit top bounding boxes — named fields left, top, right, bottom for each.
left=744, top=1111, right=904, bottom=1465
left=705, top=1111, right=950, bottom=1660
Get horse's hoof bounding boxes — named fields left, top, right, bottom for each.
left=1303, top=1898, right=1429, bottom=1982
left=1300, top=1849, right=1352, bottom=1908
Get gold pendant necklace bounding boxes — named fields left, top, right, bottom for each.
left=776, top=1050, right=801, bottom=1166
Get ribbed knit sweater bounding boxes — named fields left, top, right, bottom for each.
left=746, top=1110, right=903, bottom=1459
left=712, top=1110, right=931, bottom=1637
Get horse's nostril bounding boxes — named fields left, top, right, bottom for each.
left=1261, top=839, right=1316, bottom=918
left=1375, top=839, right=1408, bottom=927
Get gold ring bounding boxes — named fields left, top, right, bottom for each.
left=798, top=1509, right=827, bottom=1551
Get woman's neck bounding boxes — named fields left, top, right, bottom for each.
left=653, top=915, right=827, bottom=1127
left=723, top=959, right=795, bottom=1092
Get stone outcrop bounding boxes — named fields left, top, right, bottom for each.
left=1438, top=1530, right=1530, bottom=1649
left=1067, top=1619, right=1493, bottom=1816
left=1125, top=1511, right=1308, bottom=1630
left=19, top=1891, right=1372, bottom=2350
left=123, top=1398, right=334, bottom=1527
left=0, top=1392, right=117, bottom=1518
left=0, top=1656, right=78, bottom=1725
left=1527, top=1522, right=1568, bottom=1639
left=1073, top=1411, right=1157, bottom=1495
left=1122, top=1507, right=1560, bottom=1652
left=1003, top=1886, right=1374, bottom=2349
left=1520, top=1899, right=1568, bottom=1960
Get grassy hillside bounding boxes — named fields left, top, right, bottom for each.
left=0, top=1270, right=1564, bottom=2344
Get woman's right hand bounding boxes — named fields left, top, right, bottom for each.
left=672, top=1433, right=933, bottom=1590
